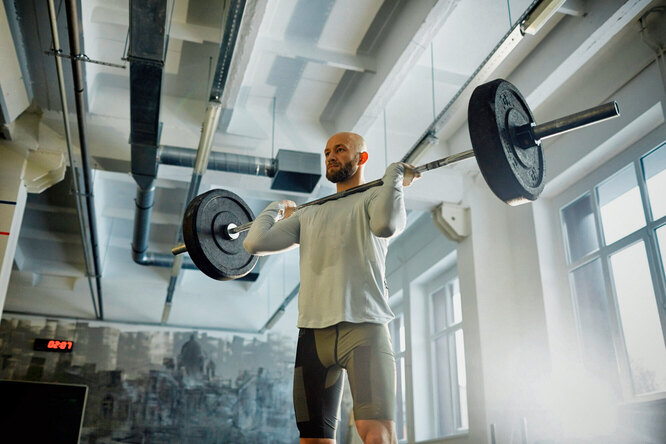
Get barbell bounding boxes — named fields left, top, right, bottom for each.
left=171, top=79, right=620, bottom=280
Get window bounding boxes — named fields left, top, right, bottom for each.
left=389, top=313, right=408, bottom=442
left=561, top=142, right=666, bottom=398
left=430, top=277, right=468, bottom=436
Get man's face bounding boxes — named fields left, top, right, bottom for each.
left=324, top=135, right=360, bottom=183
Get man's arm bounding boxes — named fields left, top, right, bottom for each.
left=367, top=163, right=409, bottom=238
left=243, top=201, right=300, bottom=255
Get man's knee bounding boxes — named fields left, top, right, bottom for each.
left=355, top=419, right=396, bottom=444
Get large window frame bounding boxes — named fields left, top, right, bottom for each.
left=558, top=140, right=666, bottom=401
left=426, top=268, right=468, bottom=439
left=389, top=309, right=408, bottom=443
left=386, top=236, right=461, bottom=442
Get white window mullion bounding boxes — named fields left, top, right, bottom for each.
left=652, top=216, right=666, bottom=314
left=592, top=185, right=605, bottom=257
left=636, top=157, right=654, bottom=224
left=635, top=156, right=666, bottom=317
left=654, top=214, right=666, bottom=228
left=429, top=323, right=440, bottom=436
left=450, top=326, right=464, bottom=431
left=640, top=151, right=666, bottom=370
left=447, top=331, right=458, bottom=431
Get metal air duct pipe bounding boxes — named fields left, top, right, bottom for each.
left=62, top=0, right=105, bottom=318
left=158, top=145, right=276, bottom=177
left=46, top=0, right=100, bottom=319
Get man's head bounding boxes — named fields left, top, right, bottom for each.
left=324, top=132, right=368, bottom=183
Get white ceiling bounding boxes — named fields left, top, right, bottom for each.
left=3, top=0, right=651, bottom=334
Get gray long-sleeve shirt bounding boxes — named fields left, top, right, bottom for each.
left=244, top=163, right=407, bottom=328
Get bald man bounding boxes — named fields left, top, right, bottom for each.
left=244, top=132, right=419, bottom=444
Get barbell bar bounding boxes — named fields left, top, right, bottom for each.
left=181, top=97, right=618, bottom=241
left=170, top=79, right=620, bottom=280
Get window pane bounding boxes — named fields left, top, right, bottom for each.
left=432, top=287, right=447, bottom=332
left=452, top=286, right=462, bottom=326
left=399, top=316, right=405, bottom=353
left=562, top=193, right=599, bottom=262
left=396, top=356, right=407, bottom=441
left=597, top=165, right=646, bottom=245
left=570, top=259, right=620, bottom=387
left=610, top=242, right=666, bottom=395
left=658, top=225, right=666, bottom=278
left=434, top=335, right=453, bottom=436
left=454, top=329, right=468, bottom=430
left=434, top=330, right=468, bottom=437
left=642, top=143, right=666, bottom=220
left=390, top=315, right=406, bottom=353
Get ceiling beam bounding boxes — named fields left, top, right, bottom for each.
left=320, top=0, right=462, bottom=134
left=258, top=36, right=376, bottom=73
left=560, top=0, right=586, bottom=16
left=412, top=65, right=468, bottom=88
left=18, top=227, right=83, bottom=244
left=525, top=0, right=654, bottom=110
left=101, top=206, right=180, bottom=225
left=25, top=202, right=77, bottom=214
left=218, top=0, right=270, bottom=130
left=91, top=6, right=221, bottom=44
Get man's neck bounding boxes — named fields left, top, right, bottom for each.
left=336, top=173, right=364, bottom=193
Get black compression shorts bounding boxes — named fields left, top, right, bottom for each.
left=293, top=322, right=396, bottom=439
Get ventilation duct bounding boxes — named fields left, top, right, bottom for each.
left=128, top=0, right=169, bottom=269
left=158, top=145, right=321, bottom=192
left=128, top=1, right=319, bottom=313
left=158, top=145, right=276, bottom=177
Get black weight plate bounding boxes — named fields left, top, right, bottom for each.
left=182, top=189, right=258, bottom=281
left=468, top=79, right=545, bottom=205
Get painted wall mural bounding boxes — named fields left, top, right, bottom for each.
left=0, top=317, right=352, bottom=443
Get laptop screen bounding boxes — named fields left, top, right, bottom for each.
left=0, top=380, right=88, bottom=443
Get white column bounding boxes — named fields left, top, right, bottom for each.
left=0, top=144, right=28, bottom=319
left=0, top=2, right=30, bottom=123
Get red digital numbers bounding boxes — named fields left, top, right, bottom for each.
left=47, top=340, right=72, bottom=350
left=35, top=338, right=74, bottom=352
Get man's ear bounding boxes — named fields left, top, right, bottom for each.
left=358, top=151, right=369, bottom=165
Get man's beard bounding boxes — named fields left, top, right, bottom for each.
left=326, top=158, right=358, bottom=183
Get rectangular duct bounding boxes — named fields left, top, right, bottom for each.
left=271, top=149, right=321, bottom=193
left=129, top=0, right=167, bottom=184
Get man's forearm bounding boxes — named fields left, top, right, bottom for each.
left=368, top=164, right=407, bottom=237
left=243, top=202, right=299, bottom=255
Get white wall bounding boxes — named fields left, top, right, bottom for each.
left=454, top=17, right=666, bottom=444
left=386, top=2, right=666, bottom=443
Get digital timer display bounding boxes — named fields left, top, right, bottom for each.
left=33, top=338, right=74, bottom=353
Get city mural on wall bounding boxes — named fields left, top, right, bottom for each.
left=0, top=317, right=351, bottom=443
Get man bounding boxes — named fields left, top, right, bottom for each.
left=244, top=132, right=419, bottom=444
